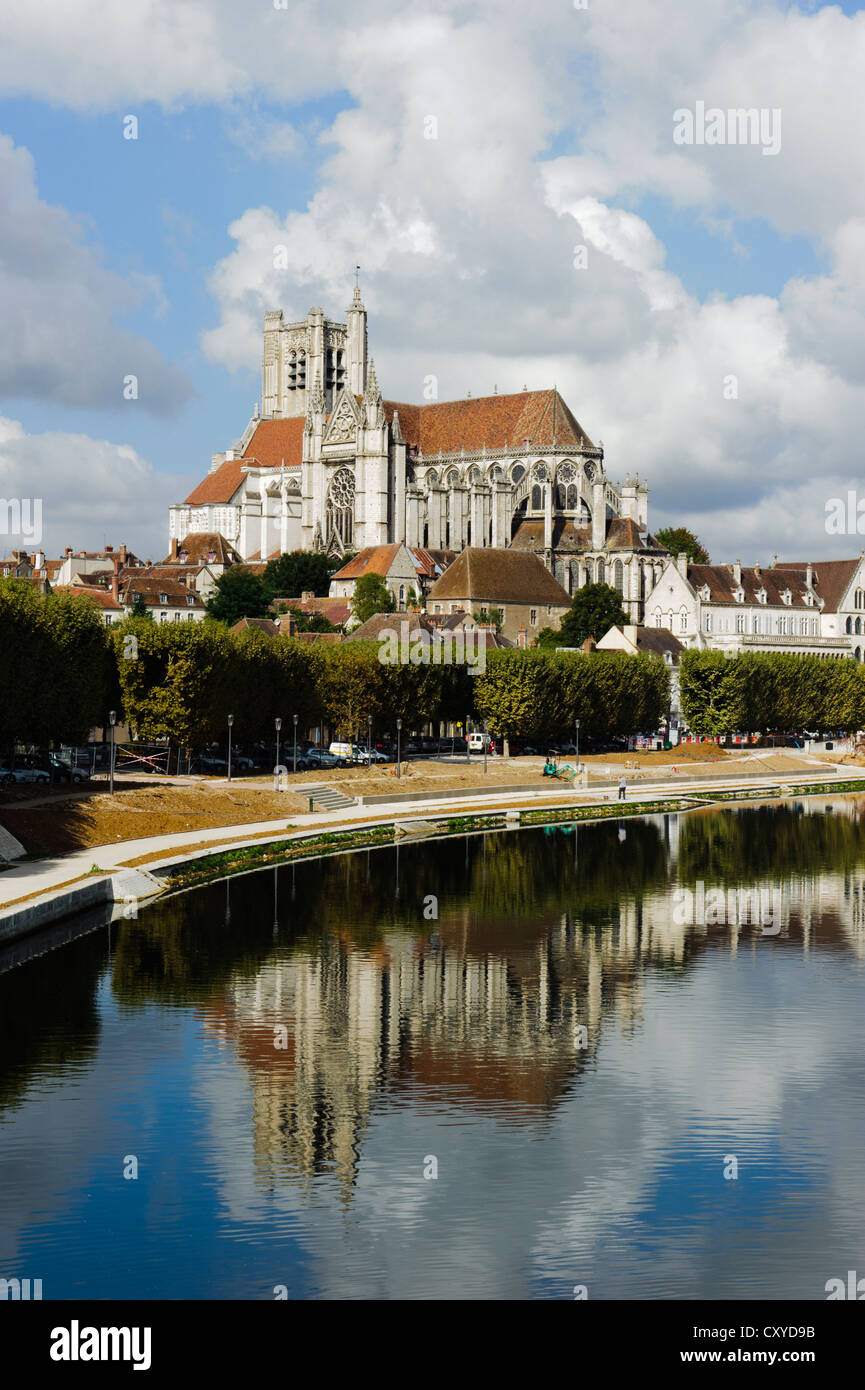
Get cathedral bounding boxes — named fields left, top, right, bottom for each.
left=170, top=289, right=668, bottom=618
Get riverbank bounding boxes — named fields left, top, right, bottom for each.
left=2, top=752, right=864, bottom=944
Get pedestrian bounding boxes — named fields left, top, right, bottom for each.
left=618, top=775, right=627, bottom=801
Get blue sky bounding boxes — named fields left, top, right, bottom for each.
left=1, top=0, right=865, bottom=560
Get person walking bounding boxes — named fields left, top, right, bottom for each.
left=618, top=775, right=627, bottom=801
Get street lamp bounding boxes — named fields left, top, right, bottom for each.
left=275, top=716, right=282, bottom=774
left=227, top=714, right=234, bottom=783
left=575, top=718, right=581, bottom=772
left=367, top=714, right=373, bottom=759
left=396, top=718, right=402, bottom=779
left=483, top=722, right=488, bottom=775
left=108, top=710, right=116, bottom=795
left=292, top=713, right=298, bottom=773
left=465, top=713, right=471, bottom=764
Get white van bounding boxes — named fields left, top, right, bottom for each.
left=468, top=732, right=491, bottom=753
left=329, top=742, right=354, bottom=763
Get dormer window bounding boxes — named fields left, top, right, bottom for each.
left=758, top=588, right=767, bottom=605
left=186, top=594, right=195, bottom=606
left=699, top=584, right=710, bottom=602
left=734, top=586, right=744, bottom=603
left=782, top=589, right=792, bottom=606
left=159, top=593, right=168, bottom=604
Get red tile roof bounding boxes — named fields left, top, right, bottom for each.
left=184, top=419, right=305, bottom=506
left=384, top=389, right=593, bottom=456
left=331, top=545, right=403, bottom=580
left=686, top=562, right=855, bottom=611
left=427, top=547, right=571, bottom=605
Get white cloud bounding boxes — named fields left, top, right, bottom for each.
left=0, top=415, right=193, bottom=559
left=0, top=135, right=192, bottom=415
left=5, top=1, right=865, bottom=560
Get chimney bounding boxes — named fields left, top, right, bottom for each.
left=301, top=590, right=314, bottom=602
left=105, top=544, right=113, bottom=554
left=35, top=549, right=45, bottom=571
left=676, top=552, right=688, bottom=577
left=65, top=546, right=72, bottom=558
left=733, top=559, right=742, bottom=585
left=119, top=543, right=127, bottom=564
left=111, top=555, right=121, bottom=602
left=754, top=562, right=761, bottom=579
left=806, top=561, right=813, bottom=588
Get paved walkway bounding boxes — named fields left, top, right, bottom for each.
left=1, top=761, right=858, bottom=920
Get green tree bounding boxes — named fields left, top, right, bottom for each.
left=656, top=526, right=710, bottom=564
left=352, top=573, right=395, bottom=625
left=129, top=592, right=153, bottom=621
left=205, top=567, right=268, bottom=625
left=262, top=550, right=336, bottom=601
left=537, top=583, right=628, bottom=649
left=286, top=607, right=338, bottom=634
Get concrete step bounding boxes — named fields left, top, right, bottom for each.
left=304, top=784, right=357, bottom=811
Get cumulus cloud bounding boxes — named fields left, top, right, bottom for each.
left=0, top=415, right=194, bottom=558
left=4, top=0, right=865, bottom=560
left=0, top=136, right=192, bottom=415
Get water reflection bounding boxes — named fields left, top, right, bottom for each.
left=2, top=798, right=865, bottom=1299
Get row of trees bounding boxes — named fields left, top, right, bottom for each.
left=0, top=580, right=113, bottom=748
left=1, top=578, right=672, bottom=753
left=679, top=650, right=865, bottom=736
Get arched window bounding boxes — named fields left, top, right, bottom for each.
left=511, top=463, right=525, bottom=484
left=846, top=616, right=853, bottom=634
left=857, top=647, right=862, bottom=662
left=680, top=609, right=687, bottom=633
left=613, top=560, right=624, bottom=594
left=584, top=559, right=594, bottom=584
left=325, top=468, right=355, bottom=550
left=597, top=559, right=605, bottom=584
left=531, top=484, right=543, bottom=511
left=856, top=617, right=862, bottom=636
left=654, top=607, right=662, bottom=628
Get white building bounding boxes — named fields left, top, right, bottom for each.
left=644, top=555, right=865, bottom=660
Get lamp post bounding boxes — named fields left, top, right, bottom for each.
left=292, top=713, right=298, bottom=773
left=108, top=710, right=116, bottom=795
left=367, top=714, right=373, bottom=761
left=483, top=722, right=488, bottom=776
left=575, top=718, right=581, bottom=772
left=396, top=718, right=402, bottom=779
left=465, top=713, right=471, bottom=764
left=275, top=716, right=282, bottom=774
left=227, top=714, right=234, bottom=783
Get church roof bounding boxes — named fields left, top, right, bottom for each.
left=183, top=418, right=305, bottom=506
left=427, top=547, right=570, bottom=605
left=383, top=389, right=593, bottom=456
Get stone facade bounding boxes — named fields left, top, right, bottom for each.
left=170, top=292, right=669, bottom=621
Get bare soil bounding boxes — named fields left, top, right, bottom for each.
left=0, top=744, right=833, bottom=858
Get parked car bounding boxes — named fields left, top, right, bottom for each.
left=356, top=744, right=387, bottom=764
left=49, top=756, right=91, bottom=784
left=305, top=747, right=339, bottom=768
left=0, top=763, right=51, bottom=786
